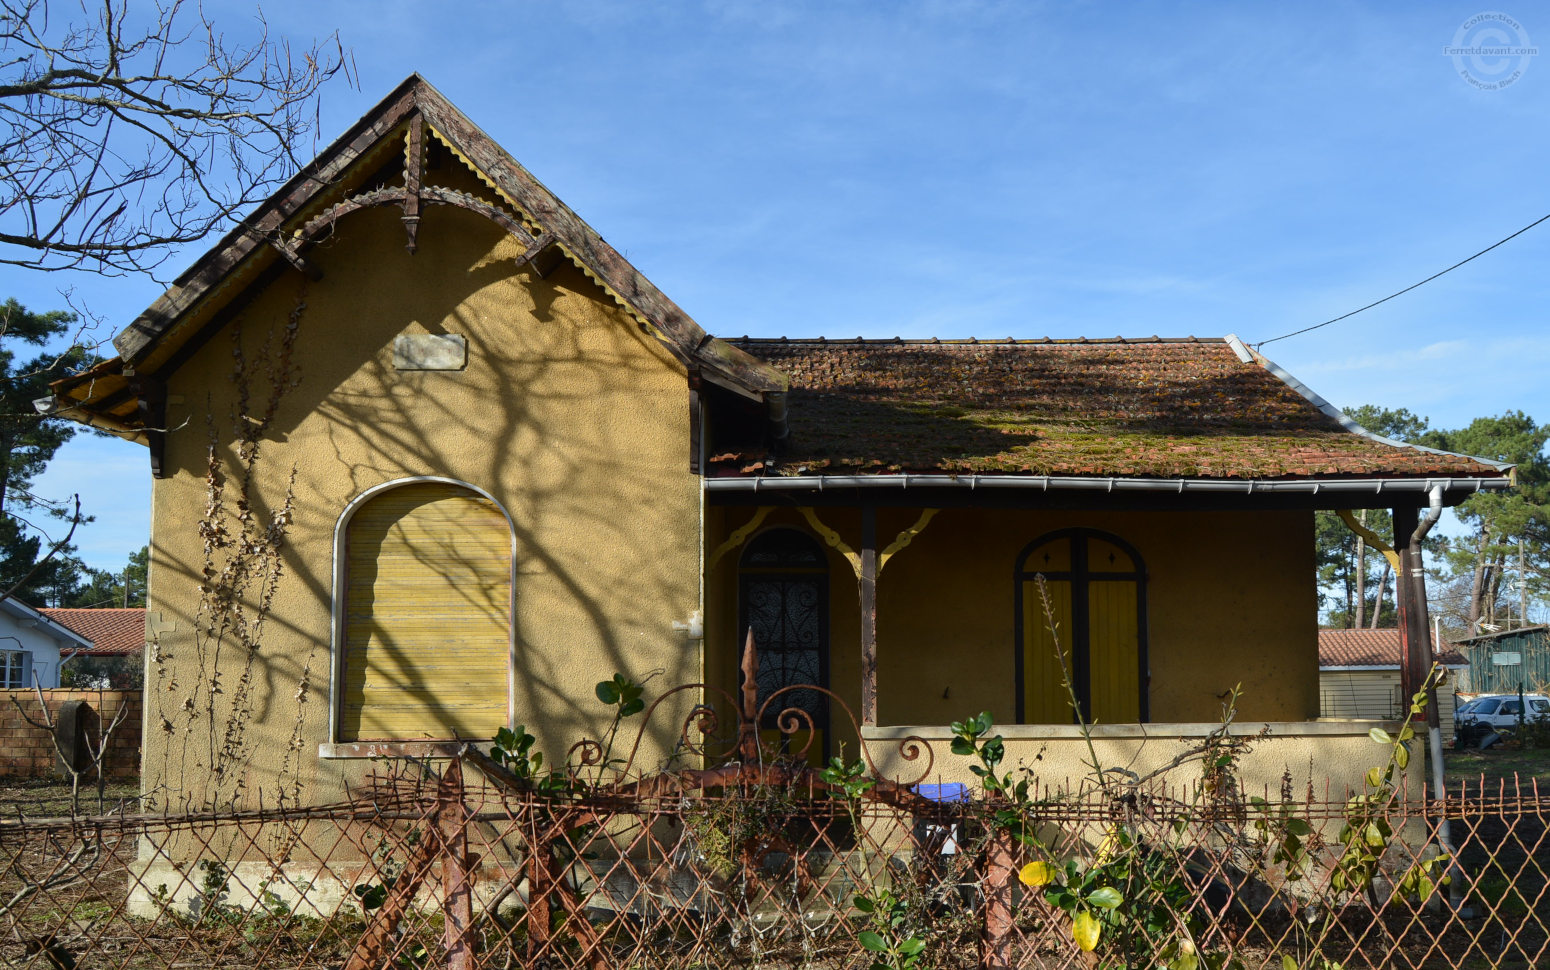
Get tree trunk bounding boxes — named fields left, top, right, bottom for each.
left=1487, top=553, right=1507, bottom=627
left=1369, top=561, right=1390, bottom=628
left=1354, top=511, right=1367, bottom=628
left=0, top=432, right=12, bottom=515
left=1343, top=559, right=1354, bottom=627
left=1468, top=529, right=1491, bottom=628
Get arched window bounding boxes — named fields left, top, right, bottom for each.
left=1015, top=529, right=1147, bottom=724
left=739, top=529, right=830, bottom=756
left=337, top=481, right=512, bottom=742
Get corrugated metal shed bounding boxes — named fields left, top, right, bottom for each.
left=1455, top=626, right=1550, bottom=694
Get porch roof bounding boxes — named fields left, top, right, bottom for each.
left=711, top=335, right=1509, bottom=486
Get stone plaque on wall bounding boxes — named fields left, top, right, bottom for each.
left=393, top=334, right=467, bottom=371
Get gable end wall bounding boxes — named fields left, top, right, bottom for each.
left=144, top=199, right=700, bottom=805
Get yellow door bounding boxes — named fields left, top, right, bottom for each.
left=341, top=483, right=511, bottom=742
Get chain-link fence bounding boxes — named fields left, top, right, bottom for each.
left=1, top=756, right=1545, bottom=970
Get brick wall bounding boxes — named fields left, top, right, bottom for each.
left=0, top=689, right=142, bottom=779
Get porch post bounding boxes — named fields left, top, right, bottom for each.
left=1393, top=504, right=1436, bottom=705
left=860, top=505, right=878, bottom=726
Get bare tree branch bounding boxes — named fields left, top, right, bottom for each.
left=0, top=491, right=80, bottom=602
left=0, top=0, right=354, bottom=276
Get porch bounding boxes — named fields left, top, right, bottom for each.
left=703, top=495, right=1451, bottom=797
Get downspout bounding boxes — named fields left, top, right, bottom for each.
left=1410, top=484, right=1461, bottom=907
left=674, top=391, right=708, bottom=690
left=765, top=391, right=789, bottom=446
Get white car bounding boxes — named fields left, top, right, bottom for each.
left=1453, top=693, right=1550, bottom=747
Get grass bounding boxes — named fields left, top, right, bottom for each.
left=0, top=776, right=141, bottom=818
left=1444, top=747, right=1550, bottom=792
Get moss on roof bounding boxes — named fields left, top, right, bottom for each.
left=714, top=338, right=1502, bottom=480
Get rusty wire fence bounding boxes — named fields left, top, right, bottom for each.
left=0, top=760, right=1546, bottom=970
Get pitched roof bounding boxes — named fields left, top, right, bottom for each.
left=47, top=75, right=784, bottom=438
left=712, top=337, right=1508, bottom=481
left=0, top=600, right=93, bottom=650
left=1453, top=624, right=1549, bottom=646
left=1319, top=628, right=1466, bottom=669
left=39, top=608, right=146, bottom=656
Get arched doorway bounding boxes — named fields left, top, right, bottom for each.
left=739, top=528, right=831, bottom=759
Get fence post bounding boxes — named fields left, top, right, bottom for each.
left=981, top=825, right=1014, bottom=970
left=441, top=759, right=476, bottom=970
left=526, top=815, right=551, bottom=960
left=343, top=770, right=452, bottom=970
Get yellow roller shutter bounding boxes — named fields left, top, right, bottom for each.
left=340, top=483, right=510, bottom=741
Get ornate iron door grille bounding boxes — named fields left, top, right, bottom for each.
left=739, top=529, right=830, bottom=758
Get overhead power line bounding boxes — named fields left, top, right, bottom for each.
left=1255, top=211, right=1550, bottom=349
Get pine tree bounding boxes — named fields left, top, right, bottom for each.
left=0, top=297, right=90, bottom=601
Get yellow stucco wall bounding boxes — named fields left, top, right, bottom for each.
left=706, top=506, right=1319, bottom=748
left=860, top=721, right=1426, bottom=800
left=144, top=188, right=700, bottom=807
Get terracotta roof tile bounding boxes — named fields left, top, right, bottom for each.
left=39, top=608, right=146, bottom=656
left=1318, top=628, right=1465, bottom=668
left=716, top=338, right=1504, bottom=480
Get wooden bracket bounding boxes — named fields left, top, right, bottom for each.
left=799, top=507, right=862, bottom=579
left=708, top=507, right=774, bottom=572
left=402, top=115, right=425, bottom=254
left=879, top=509, right=939, bottom=573
left=515, top=232, right=558, bottom=273
left=129, top=374, right=168, bottom=478
left=688, top=382, right=702, bottom=475
left=272, top=242, right=324, bottom=281
left=793, top=507, right=939, bottom=579
left=525, top=239, right=566, bottom=278
left=1337, top=509, right=1401, bottom=571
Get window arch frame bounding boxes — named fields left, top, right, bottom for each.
left=1013, top=527, right=1150, bottom=724
left=326, top=476, right=518, bottom=753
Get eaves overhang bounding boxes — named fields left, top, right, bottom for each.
left=703, top=472, right=1512, bottom=510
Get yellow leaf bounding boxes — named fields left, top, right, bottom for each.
left=1094, top=823, right=1123, bottom=863
left=1072, top=911, right=1101, bottom=951
left=1019, top=861, right=1057, bottom=887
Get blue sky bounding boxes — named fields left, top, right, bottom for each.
left=9, top=1, right=1550, bottom=571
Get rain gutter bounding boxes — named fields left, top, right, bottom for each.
left=703, top=474, right=1510, bottom=496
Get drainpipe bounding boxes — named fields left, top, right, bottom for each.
left=765, top=391, right=789, bottom=446
left=1410, top=487, right=1446, bottom=794
left=1408, top=485, right=1462, bottom=908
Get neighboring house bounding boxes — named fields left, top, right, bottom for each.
left=43, top=76, right=1514, bottom=807
left=1452, top=625, right=1550, bottom=695
left=40, top=608, right=147, bottom=688
left=0, top=599, right=94, bottom=689
left=1317, top=628, right=1468, bottom=737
